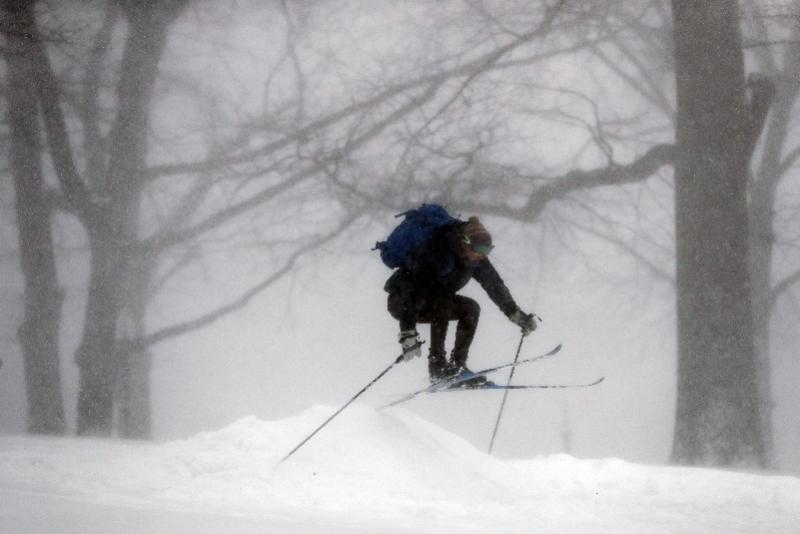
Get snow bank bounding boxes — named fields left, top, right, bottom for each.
left=1, top=405, right=799, bottom=533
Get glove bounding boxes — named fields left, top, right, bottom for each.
left=398, top=330, right=423, bottom=361
left=510, top=309, right=538, bottom=337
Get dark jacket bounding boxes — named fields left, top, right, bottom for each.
left=384, top=222, right=519, bottom=331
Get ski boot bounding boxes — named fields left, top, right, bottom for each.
left=445, top=363, right=495, bottom=389
left=428, top=354, right=451, bottom=384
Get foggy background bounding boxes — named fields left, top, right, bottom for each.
left=1, top=0, right=799, bottom=472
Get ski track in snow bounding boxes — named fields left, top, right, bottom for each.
left=1, top=404, right=799, bottom=534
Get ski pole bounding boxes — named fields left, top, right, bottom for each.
left=279, top=348, right=414, bottom=464
left=487, top=332, right=526, bottom=454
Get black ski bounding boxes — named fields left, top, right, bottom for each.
left=433, top=376, right=605, bottom=392
left=380, top=343, right=562, bottom=409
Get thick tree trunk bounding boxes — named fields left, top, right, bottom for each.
left=116, top=255, right=153, bottom=439
left=1, top=0, right=66, bottom=435
left=76, top=3, right=177, bottom=435
left=670, top=0, right=765, bottom=466
left=76, top=224, right=124, bottom=435
left=117, top=347, right=153, bottom=439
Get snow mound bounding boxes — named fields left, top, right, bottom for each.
left=1, top=404, right=799, bottom=533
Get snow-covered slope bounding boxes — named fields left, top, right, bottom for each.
left=1, top=405, right=798, bottom=534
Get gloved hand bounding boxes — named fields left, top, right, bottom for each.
left=510, top=309, right=538, bottom=337
left=398, top=330, right=423, bottom=361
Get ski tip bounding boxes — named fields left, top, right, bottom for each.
left=547, top=343, right=563, bottom=355
left=592, top=376, right=605, bottom=386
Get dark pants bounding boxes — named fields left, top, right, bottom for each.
left=388, top=292, right=480, bottom=368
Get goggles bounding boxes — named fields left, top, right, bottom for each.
left=462, top=235, right=494, bottom=257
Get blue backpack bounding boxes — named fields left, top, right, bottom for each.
left=374, top=204, right=459, bottom=269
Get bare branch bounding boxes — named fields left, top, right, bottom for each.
left=779, top=143, right=800, bottom=175
left=126, top=210, right=363, bottom=351
left=743, top=74, right=777, bottom=162
left=21, top=5, right=95, bottom=223
left=142, top=81, right=444, bottom=251
left=755, top=17, right=800, bottom=182
left=771, top=269, right=800, bottom=305
left=279, top=0, right=307, bottom=125
left=744, top=39, right=800, bottom=49
left=81, top=1, right=119, bottom=188
left=556, top=214, right=674, bottom=285
left=530, top=144, right=674, bottom=213
left=143, top=7, right=601, bottom=181
left=592, top=43, right=673, bottom=120
left=440, top=143, right=674, bottom=223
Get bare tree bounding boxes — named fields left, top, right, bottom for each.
left=22, top=0, right=189, bottom=435
left=743, top=2, right=800, bottom=465
left=670, top=0, right=769, bottom=466
left=0, top=0, right=65, bottom=434
left=13, top=0, right=570, bottom=436
left=342, top=0, right=778, bottom=466
left=588, top=0, right=799, bottom=467
left=6, top=0, right=784, bottom=461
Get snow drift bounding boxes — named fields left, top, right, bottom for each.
left=1, top=405, right=798, bottom=533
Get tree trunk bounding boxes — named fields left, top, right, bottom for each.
left=116, top=254, right=153, bottom=439
left=1, top=0, right=66, bottom=435
left=76, top=223, right=124, bottom=435
left=749, top=172, right=775, bottom=466
left=748, top=26, right=800, bottom=468
left=117, top=347, right=153, bottom=439
left=76, top=2, right=179, bottom=435
left=670, top=0, right=765, bottom=466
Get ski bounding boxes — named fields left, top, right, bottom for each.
left=432, top=376, right=605, bottom=392
left=380, top=343, right=562, bottom=409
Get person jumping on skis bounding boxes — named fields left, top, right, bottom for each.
left=385, top=215, right=537, bottom=386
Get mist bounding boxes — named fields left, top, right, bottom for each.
left=1, top=0, right=799, bottom=507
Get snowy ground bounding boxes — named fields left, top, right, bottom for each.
left=1, top=405, right=798, bottom=534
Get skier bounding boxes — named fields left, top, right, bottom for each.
left=385, top=215, right=537, bottom=386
